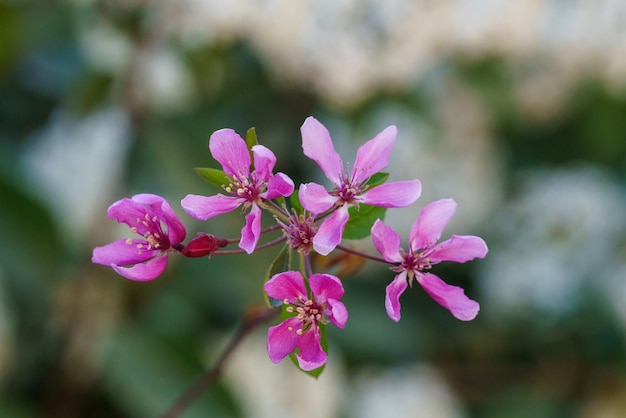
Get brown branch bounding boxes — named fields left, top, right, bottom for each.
left=159, top=306, right=280, bottom=418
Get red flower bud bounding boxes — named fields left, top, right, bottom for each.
left=181, top=233, right=228, bottom=258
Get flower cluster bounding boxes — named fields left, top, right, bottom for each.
left=93, top=116, right=488, bottom=374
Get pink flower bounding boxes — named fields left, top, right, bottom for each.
left=181, top=129, right=294, bottom=254
left=299, top=116, right=422, bottom=255
left=264, top=271, right=348, bottom=371
left=371, top=198, right=488, bottom=321
left=92, top=194, right=186, bottom=281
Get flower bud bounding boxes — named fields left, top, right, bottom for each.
left=181, top=233, right=228, bottom=257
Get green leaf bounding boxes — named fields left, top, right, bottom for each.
left=289, top=188, right=303, bottom=213
left=366, top=171, right=389, bottom=188
left=263, top=244, right=291, bottom=308
left=193, top=167, right=229, bottom=188
left=342, top=204, right=387, bottom=240
left=245, top=127, right=258, bottom=155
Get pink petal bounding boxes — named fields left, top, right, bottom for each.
left=352, top=125, right=396, bottom=183
left=298, top=182, right=338, bottom=214
left=267, top=317, right=301, bottom=364
left=417, top=273, right=479, bottom=321
left=327, top=299, right=348, bottom=329
left=181, top=194, right=242, bottom=220
left=410, top=198, right=457, bottom=250
left=265, top=172, right=295, bottom=199
left=301, top=117, right=343, bottom=185
left=111, top=254, right=168, bottom=281
left=209, top=128, right=251, bottom=178
left=296, top=327, right=327, bottom=371
left=107, top=197, right=153, bottom=236
left=264, top=270, right=308, bottom=302
left=239, top=203, right=262, bottom=254
left=130, top=193, right=166, bottom=206
left=362, top=179, right=422, bottom=208
left=385, top=272, right=409, bottom=322
left=251, top=145, right=276, bottom=181
left=92, top=239, right=157, bottom=266
left=309, top=273, right=344, bottom=302
left=429, top=235, right=488, bottom=263
left=371, top=219, right=404, bottom=263
left=312, top=205, right=349, bottom=256
left=107, top=193, right=174, bottom=238
left=154, top=197, right=186, bottom=245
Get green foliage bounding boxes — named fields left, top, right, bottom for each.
left=365, top=171, right=389, bottom=188
left=194, top=167, right=230, bottom=189
left=263, top=244, right=291, bottom=308
left=343, top=204, right=387, bottom=240
left=245, top=127, right=258, bottom=152
left=289, top=188, right=303, bottom=213
left=500, top=82, right=626, bottom=173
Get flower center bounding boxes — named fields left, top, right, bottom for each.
left=279, top=210, right=316, bottom=255
left=224, top=172, right=260, bottom=201
left=336, top=175, right=365, bottom=205
left=127, top=212, right=171, bottom=252
left=285, top=295, right=328, bottom=335
left=398, top=249, right=433, bottom=273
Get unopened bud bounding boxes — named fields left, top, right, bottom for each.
left=181, top=233, right=228, bottom=257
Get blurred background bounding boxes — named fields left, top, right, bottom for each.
left=1, top=1, right=626, bottom=417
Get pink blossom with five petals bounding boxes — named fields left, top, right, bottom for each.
left=92, top=194, right=186, bottom=281
left=264, top=271, right=348, bottom=371
left=371, top=198, right=488, bottom=322
left=299, top=116, right=422, bottom=255
left=181, top=128, right=294, bottom=253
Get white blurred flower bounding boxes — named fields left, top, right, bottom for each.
left=80, top=21, right=132, bottom=73
left=22, top=107, right=131, bottom=243
left=357, top=86, right=501, bottom=238
left=134, top=48, right=193, bottom=112
left=481, top=167, right=626, bottom=315
left=223, top=331, right=345, bottom=418
left=156, top=0, right=626, bottom=108
left=346, top=364, right=465, bottom=418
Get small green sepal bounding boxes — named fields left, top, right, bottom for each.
left=290, top=189, right=304, bottom=214
left=366, top=171, right=389, bottom=188
left=194, top=167, right=230, bottom=189
left=246, top=127, right=259, bottom=154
